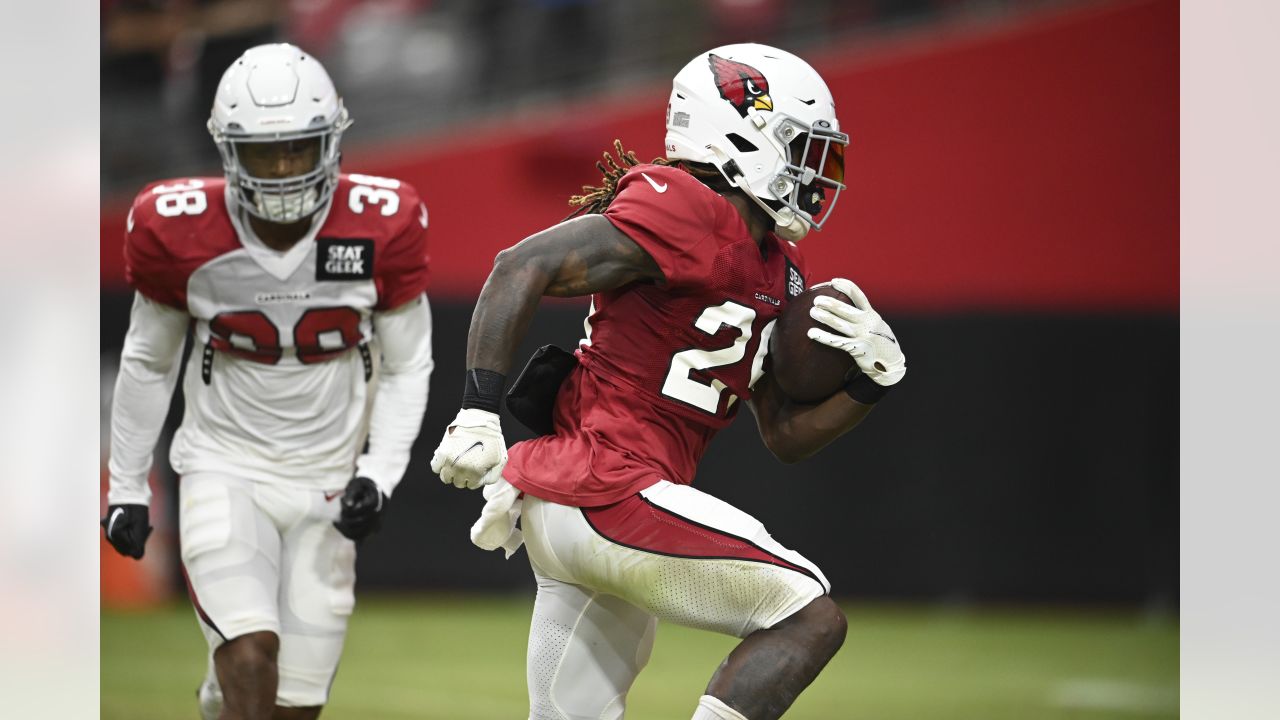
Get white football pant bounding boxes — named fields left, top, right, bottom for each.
left=180, top=473, right=356, bottom=708
left=521, top=480, right=829, bottom=720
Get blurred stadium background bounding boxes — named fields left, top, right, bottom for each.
left=100, top=0, right=1178, bottom=717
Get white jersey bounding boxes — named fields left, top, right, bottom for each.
left=107, top=174, right=433, bottom=504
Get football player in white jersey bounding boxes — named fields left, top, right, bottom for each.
left=102, top=44, right=434, bottom=720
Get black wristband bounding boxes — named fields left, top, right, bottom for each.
left=462, top=368, right=506, bottom=414
left=844, top=372, right=892, bottom=405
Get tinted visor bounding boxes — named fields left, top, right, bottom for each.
left=810, top=138, right=844, bottom=185
left=791, top=132, right=845, bottom=186
left=788, top=132, right=846, bottom=222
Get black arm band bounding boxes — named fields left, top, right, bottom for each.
left=844, top=372, right=892, bottom=405
left=462, top=368, right=507, bottom=414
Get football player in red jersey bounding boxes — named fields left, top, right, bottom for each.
left=432, top=44, right=906, bottom=720
left=101, top=45, right=434, bottom=720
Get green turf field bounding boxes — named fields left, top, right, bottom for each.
left=102, top=595, right=1177, bottom=719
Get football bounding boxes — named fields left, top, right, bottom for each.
left=768, top=283, right=858, bottom=403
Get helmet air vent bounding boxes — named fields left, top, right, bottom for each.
left=725, top=133, right=759, bottom=153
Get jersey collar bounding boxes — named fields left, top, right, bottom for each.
left=225, top=183, right=334, bottom=282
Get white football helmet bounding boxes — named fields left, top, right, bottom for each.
left=208, top=44, right=352, bottom=223
left=666, top=43, right=848, bottom=241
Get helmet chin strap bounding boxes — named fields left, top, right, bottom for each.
left=708, top=145, right=812, bottom=242
left=733, top=176, right=811, bottom=242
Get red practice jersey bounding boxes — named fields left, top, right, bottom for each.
left=503, top=164, right=810, bottom=507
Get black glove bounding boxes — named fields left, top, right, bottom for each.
left=332, top=477, right=387, bottom=541
left=101, top=504, right=153, bottom=559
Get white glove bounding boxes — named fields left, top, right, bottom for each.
left=430, top=408, right=508, bottom=490
left=470, top=477, right=524, bottom=559
left=807, top=277, right=907, bottom=387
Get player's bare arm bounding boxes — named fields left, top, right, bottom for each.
left=748, top=372, right=874, bottom=463
left=465, top=213, right=661, bottom=374
left=432, top=214, right=662, bottom=489
left=750, top=275, right=906, bottom=462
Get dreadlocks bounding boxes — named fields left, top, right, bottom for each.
left=566, top=140, right=663, bottom=217
left=566, top=140, right=732, bottom=219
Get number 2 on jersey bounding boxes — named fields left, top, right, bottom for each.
left=661, top=301, right=775, bottom=414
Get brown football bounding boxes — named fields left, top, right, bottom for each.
left=768, top=284, right=857, bottom=403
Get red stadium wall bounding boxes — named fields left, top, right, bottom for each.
left=99, top=0, right=1178, bottom=603
left=100, top=0, right=1176, bottom=313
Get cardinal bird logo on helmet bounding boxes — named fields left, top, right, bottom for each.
left=708, top=54, right=773, bottom=118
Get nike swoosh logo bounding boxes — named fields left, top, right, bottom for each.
left=453, top=441, right=485, bottom=465
left=640, top=172, right=668, bottom=193
left=107, top=507, right=124, bottom=537
left=324, top=490, right=343, bottom=502
left=870, top=330, right=898, bottom=345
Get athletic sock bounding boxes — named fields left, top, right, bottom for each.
left=691, top=694, right=749, bottom=720
left=196, top=678, right=222, bottom=720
